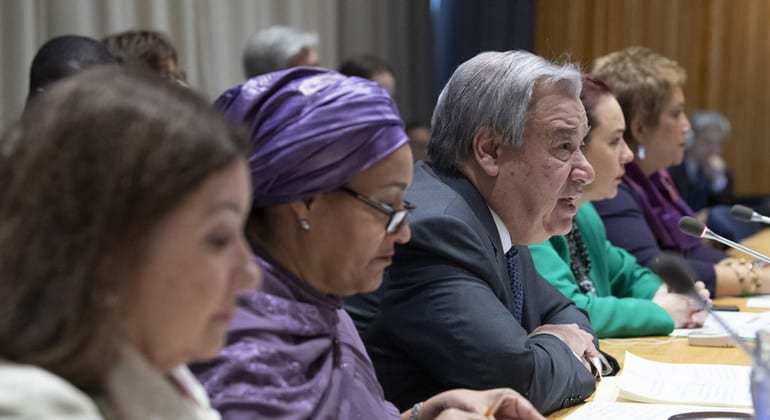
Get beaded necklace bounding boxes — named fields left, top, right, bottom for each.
left=565, top=226, right=596, bottom=295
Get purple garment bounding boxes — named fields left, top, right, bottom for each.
left=191, top=250, right=401, bottom=420
left=594, top=162, right=725, bottom=293
left=215, top=67, right=408, bottom=206
left=623, top=162, right=701, bottom=252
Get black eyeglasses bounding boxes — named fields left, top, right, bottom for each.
left=339, top=186, right=416, bottom=234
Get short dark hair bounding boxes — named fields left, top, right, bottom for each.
left=580, top=75, right=614, bottom=145
left=27, top=35, right=116, bottom=101
left=0, top=67, right=247, bottom=392
left=103, top=30, right=183, bottom=82
left=338, top=54, right=393, bottom=79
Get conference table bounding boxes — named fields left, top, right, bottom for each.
left=548, top=296, right=759, bottom=419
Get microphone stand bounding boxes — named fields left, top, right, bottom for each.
left=701, top=228, right=770, bottom=265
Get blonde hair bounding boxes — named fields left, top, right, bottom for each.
left=592, top=47, right=686, bottom=148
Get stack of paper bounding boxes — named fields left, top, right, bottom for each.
left=566, top=353, right=754, bottom=418
left=748, top=295, right=770, bottom=309
left=616, top=352, right=752, bottom=407
left=670, top=310, right=770, bottom=340
left=566, top=402, right=752, bottom=419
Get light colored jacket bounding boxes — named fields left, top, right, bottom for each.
left=0, top=361, right=102, bottom=419
left=0, top=346, right=220, bottom=420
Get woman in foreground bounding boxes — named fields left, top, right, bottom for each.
left=0, top=67, right=257, bottom=419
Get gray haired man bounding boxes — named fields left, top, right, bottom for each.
left=242, top=25, right=319, bottom=78
left=357, top=50, right=599, bottom=415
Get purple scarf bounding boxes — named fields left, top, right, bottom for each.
left=215, top=67, right=408, bottom=206
left=191, top=68, right=407, bottom=419
left=623, top=162, right=701, bottom=252
left=193, top=249, right=400, bottom=420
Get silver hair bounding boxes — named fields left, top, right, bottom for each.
left=690, top=110, right=731, bottom=139
left=427, top=50, right=582, bottom=171
left=242, top=25, right=319, bottom=78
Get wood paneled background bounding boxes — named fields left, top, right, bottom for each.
left=536, top=0, right=770, bottom=195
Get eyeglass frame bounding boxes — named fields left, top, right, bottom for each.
left=339, top=186, right=415, bottom=234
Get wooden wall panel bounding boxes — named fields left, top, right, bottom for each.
left=536, top=0, right=770, bottom=195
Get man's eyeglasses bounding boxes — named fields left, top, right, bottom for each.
left=339, top=187, right=415, bottom=234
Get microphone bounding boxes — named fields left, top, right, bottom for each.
left=649, top=253, right=699, bottom=295
left=731, top=204, right=770, bottom=225
left=648, top=253, right=755, bottom=358
left=679, top=216, right=770, bottom=264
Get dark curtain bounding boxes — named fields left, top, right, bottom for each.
left=334, top=0, right=535, bottom=126
left=337, top=0, right=435, bottom=125
left=432, top=0, right=535, bottom=97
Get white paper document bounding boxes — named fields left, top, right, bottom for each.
left=748, top=295, right=770, bottom=309
left=566, top=402, right=752, bottom=419
left=670, top=310, right=770, bottom=340
left=592, top=376, right=621, bottom=402
left=615, top=352, right=752, bottom=408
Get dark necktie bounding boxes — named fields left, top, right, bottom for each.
left=506, top=247, right=525, bottom=322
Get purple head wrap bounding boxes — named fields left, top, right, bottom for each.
left=215, top=67, right=408, bottom=206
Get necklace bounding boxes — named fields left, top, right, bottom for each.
left=565, top=226, right=596, bottom=295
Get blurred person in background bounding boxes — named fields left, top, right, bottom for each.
left=670, top=110, right=769, bottom=241
left=405, top=121, right=431, bottom=162
left=26, top=34, right=115, bottom=106
left=670, top=111, right=735, bottom=212
left=242, top=25, right=319, bottom=78
left=103, top=29, right=186, bottom=85
left=339, top=54, right=397, bottom=97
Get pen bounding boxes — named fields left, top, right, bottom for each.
left=483, top=395, right=505, bottom=418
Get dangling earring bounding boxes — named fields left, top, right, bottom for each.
left=298, top=219, right=311, bottom=231
left=637, top=145, right=646, bottom=160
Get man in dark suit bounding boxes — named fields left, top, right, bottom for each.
left=351, top=51, right=599, bottom=415
left=669, top=110, right=735, bottom=212
left=669, top=110, right=766, bottom=241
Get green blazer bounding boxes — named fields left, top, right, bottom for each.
left=529, top=203, right=674, bottom=338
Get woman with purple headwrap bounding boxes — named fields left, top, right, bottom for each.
left=191, top=68, right=544, bottom=420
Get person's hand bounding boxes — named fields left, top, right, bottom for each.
left=688, top=281, right=710, bottom=326
left=756, top=264, right=770, bottom=294
left=434, top=408, right=488, bottom=420
left=653, top=285, right=691, bottom=328
left=529, top=323, right=598, bottom=371
left=703, top=154, right=727, bottom=181
left=653, top=284, right=708, bottom=328
left=691, top=281, right=711, bottom=305
left=529, top=324, right=597, bottom=356
left=417, top=388, right=544, bottom=420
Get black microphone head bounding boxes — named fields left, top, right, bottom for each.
left=730, top=205, right=755, bottom=222
left=679, top=216, right=706, bottom=238
left=648, top=253, right=697, bottom=294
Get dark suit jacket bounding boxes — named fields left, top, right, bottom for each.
left=668, top=162, right=735, bottom=212
left=362, top=162, right=596, bottom=415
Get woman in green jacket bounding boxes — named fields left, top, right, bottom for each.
left=530, top=76, right=708, bottom=338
